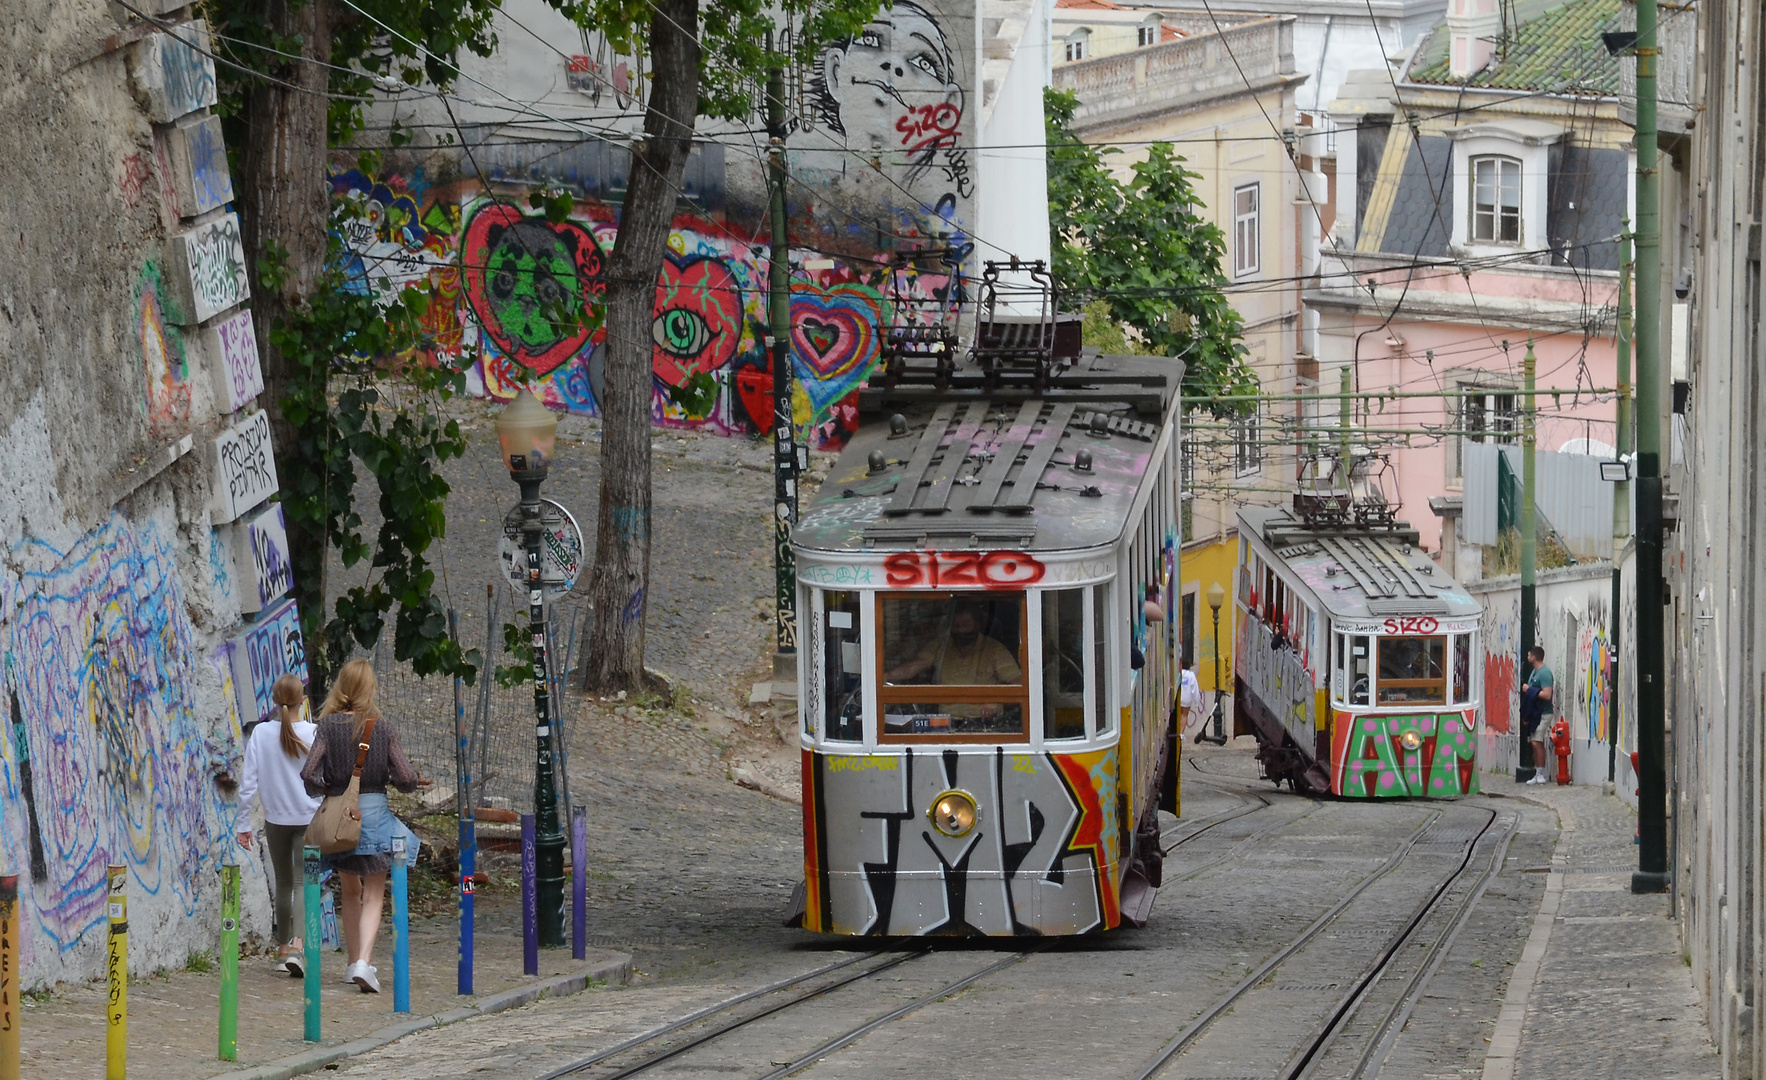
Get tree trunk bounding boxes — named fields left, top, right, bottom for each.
left=235, top=0, right=335, bottom=681
left=583, top=0, right=702, bottom=692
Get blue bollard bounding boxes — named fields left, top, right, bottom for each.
left=521, top=814, right=538, bottom=977
left=391, top=837, right=410, bottom=1013
left=458, top=815, right=475, bottom=996
left=571, top=805, right=587, bottom=961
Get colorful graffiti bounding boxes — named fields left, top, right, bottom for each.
left=135, top=263, right=189, bottom=439
left=1330, top=711, right=1480, bottom=797
left=1, top=510, right=247, bottom=969
left=804, top=746, right=1117, bottom=936
left=1576, top=625, right=1614, bottom=743
left=460, top=203, right=605, bottom=374
left=1484, top=652, right=1516, bottom=735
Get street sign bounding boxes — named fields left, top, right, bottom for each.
left=499, top=499, right=584, bottom=599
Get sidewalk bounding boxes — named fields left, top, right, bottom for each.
left=22, top=888, right=629, bottom=1080
left=1485, top=776, right=1720, bottom=1079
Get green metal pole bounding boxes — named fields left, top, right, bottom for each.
left=1338, top=365, right=1352, bottom=480
left=1520, top=342, right=1538, bottom=779
left=1609, top=225, right=1633, bottom=785
left=1631, top=0, right=1669, bottom=895
left=219, top=863, right=239, bottom=1060
left=768, top=46, right=799, bottom=666
left=526, top=504, right=566, bottom=946
left=302, top=847, right=320, bottom=1042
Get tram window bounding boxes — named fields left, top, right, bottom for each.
left=1376, top=636, right=1447, bottom=705
left=821, top=590, right=863, bottom=742
left=1042, top=590, right=1087, bottom=740
left=1094, top=583, right=1113, bottom=734
left=1450, top=632, right=1473, bottom=704
left=1348, top=635, right=1372, bottom=706
left=1332, top=632, right=1346, bottom=703
left=877, top=593, right=1028, bottom=741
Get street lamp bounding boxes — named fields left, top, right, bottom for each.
left=496, top=390, right=566, bottom=947
left=1202, top=581, right=1229, bottom=745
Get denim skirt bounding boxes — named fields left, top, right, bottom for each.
left=324, top=793, right=420, bottom=876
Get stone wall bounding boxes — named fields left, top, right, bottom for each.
left=0, top=0, right=296, bottom=986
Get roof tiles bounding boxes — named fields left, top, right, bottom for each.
left=1410, top=0, right=1623, bottom=96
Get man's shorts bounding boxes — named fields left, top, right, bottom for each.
left=1521, top=715, right=1544, bottom=741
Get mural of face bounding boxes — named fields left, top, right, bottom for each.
left=481, top=218, right=583, bottom=352
left=816, top=2, right=964, bottom=155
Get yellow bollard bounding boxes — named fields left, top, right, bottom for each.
left=0, top=872, right=19, bottom=1080
left=106, top=865, right=126, bottom=1080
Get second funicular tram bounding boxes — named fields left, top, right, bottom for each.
left=1232, top=500, right=1485, bottom=798
left=786, top=261, right=1183, bottom=937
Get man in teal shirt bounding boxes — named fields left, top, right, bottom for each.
left=1523, top=646, right=1555, bottom=784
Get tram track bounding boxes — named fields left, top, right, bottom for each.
left=1132, top=805, right=1518, bottom=1080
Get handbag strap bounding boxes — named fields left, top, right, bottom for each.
left=351, top=716, right=378, bottom=778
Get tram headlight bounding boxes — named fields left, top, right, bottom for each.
left=1399, top=730, right=1422, bottom=751
left=928, top=790, right=978, bottom=838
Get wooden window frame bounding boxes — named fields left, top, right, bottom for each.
left=875, top=590, right=1032, bottom=744
left=1375, top=634, right=1448, bottom=706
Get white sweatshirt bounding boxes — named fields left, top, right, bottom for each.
left=237, top=716, right=323, bottom=834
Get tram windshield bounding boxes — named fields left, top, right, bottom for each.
left=1376, top=635, right=1447, bottom=705
left=879, top=594, right=1027, bottom=739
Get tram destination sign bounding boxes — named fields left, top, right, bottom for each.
left=498, top=499, right=584, bottom=599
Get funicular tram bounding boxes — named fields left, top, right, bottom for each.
left=1232, top=455, right=1485, bottom=798
left=786, top=260, right=1183, bottom=937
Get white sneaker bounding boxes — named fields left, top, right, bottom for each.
left=1529, top=773, right=1549, bottom=785
left=347, top=959, right=382, bottom=993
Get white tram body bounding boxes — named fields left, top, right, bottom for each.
left=1233, top=506, right=1485, bottom=798
left=789, top=353, right=1183, bottom=936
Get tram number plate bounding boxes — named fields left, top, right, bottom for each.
left=1382, top=616, right=1439, bottom=635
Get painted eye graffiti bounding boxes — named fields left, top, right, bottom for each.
left=654, top=306, right=713, bottom=358
left=909, top=52, right=940, bottom=79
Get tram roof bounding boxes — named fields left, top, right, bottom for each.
left=793, top=352, right=1181, bottom=558
left=1237, top=506, right=1483, bottom=623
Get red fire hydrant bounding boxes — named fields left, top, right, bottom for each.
left=1551, top=718, right=1572, bottom=786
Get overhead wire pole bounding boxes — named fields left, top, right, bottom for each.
left=1631, top=0, right=1670, bottom=895
left=1609, top=224, right=1634, bottom=785
left=1520, top=341, right=1538, bottom=780
left=767, top=41, right=800, bottom=678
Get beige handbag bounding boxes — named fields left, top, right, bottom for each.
left=305, top=717, right=377, bottom=855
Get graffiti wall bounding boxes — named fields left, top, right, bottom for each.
left=333, top=167, right=971, bottom=447
left=803, top=746, right=1118, bottom=936
left=1469, top=564, right=1622, bottom=788
left=0, top=492, right=268, bottom=986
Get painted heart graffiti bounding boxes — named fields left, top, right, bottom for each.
left=461, top=204, right=605, bottom=376
left=652, top=255, right=744, bottom=388
left=789, top=283, right=883, bottom=421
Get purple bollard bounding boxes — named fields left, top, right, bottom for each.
left=520, top=814, right=538, bottom=976
left=571, top=805, right=587, bottom=961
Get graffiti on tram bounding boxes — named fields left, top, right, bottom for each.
left=803, top=747, right=1119, bottom=936
left=1328, top=711, right=1480, bottom=797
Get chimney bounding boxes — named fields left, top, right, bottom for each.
left=1446, top=0, right=1499, bottom=77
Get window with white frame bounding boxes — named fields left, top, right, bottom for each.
left=1137, top=18, right=1161, bottom=46
left=1233, top=402, right=1262, bottom=477
left=1064, top=31, right=1089, bottom=61
left=1470, top=156, right=1521, bottom=243
left=1233, top=183, right=1260, bottom=277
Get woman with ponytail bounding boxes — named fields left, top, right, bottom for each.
left=238, top=674, right=322, bottom=976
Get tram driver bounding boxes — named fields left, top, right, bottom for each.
left=883, top=603, right=1022, bottom=690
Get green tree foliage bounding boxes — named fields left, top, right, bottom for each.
left=1045, top=88, right=1254, bottom=411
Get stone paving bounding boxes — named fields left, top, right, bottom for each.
left=1494, top=776, right=1720, bottom=1079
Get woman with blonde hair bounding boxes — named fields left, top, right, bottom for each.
left=238, top=673, right=322, bottom=976
left=301, top=659, right=423, bottom=993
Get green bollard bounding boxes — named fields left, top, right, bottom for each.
left=219, top=863, right=239, bottom=1060
left=302, top=847, right=321, bottom=1042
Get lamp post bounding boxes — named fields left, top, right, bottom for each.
left=496, top=390, right=566, bottom=947
left=1203, top=582, right=1228, bottom=745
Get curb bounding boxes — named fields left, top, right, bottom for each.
left=207, top=954, right=632, bottom=1080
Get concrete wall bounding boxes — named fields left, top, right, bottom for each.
left=0, top=0, right=290, bottom=986
left=1467, top=562, right=1633, bottom=799
left=1669, top=0, right=1765, bottom=1071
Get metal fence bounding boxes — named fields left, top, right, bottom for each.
left=346, top=582, right=587, bottom=819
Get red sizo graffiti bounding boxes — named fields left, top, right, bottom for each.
left=883, top=550, right=1045, bottom=588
